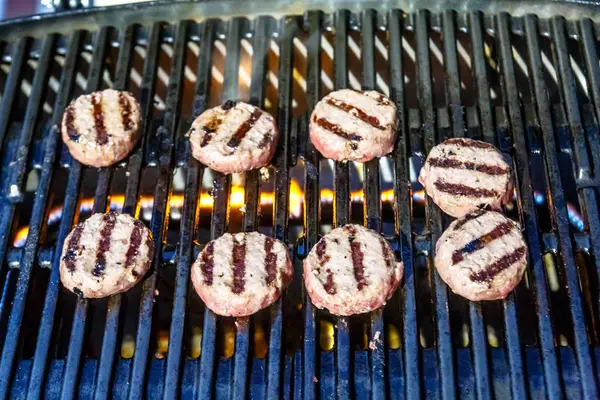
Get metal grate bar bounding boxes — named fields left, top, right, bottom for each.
left=502, top=296, right=526, bottom=398
left=495, top=12, right=562, bottom=399
left=580, top=19, right=600, bottom=125
left=128, top=20, right=189, bottom=400
left=552, top=17, right=592, bottom=182
left=1, top=7, right=597, bottom=398
left=442, top=12, right=493, bottom=400
left=162, top=20, right=213, bottom=399
left=267, top=15, right=295, bottom=399
left=416, top=10, right=456, bottom=400
left=0, top=205, right=15, bottom=303
left=62, top=294, right=89, bottom=399
left=197, top=17, right=240, bottom=398
left=67, top=26, right=128, bottom=397
left=388, top=9, right=420, bottom=399
left=553, top=17, right=600, bottom=354
left=0, top=32, right=55, bottom=399
left=123, top=23, right=162, bottom=215
left=524, top=15, right=599, bottom=399
left=232, top=15, right=270, bottom=400
left=578, top=18, right=600, bottom=322
left=25, top=31, right=82, bottom=399
left=0, top=38, right=28, bottom=300
left=60, top=26, right=110, bottom=400
left=469, top=12, right=495, bottom=144
left=552, top=16, right=600, bottom=395
left=332, top=9, right=352, bottom=400
left=333, top=9, right=350, bottom=228
left=90, top=27, right=133, bottom=215
left=361, top=9, right=381, bottom=233
left=99, top=24, right=161, bottom=396
left=360, top=9, right=385, bottom=399
left=552, top=18, right=600, bottom=315
left=7, top=34, right=55, bottom=201
left=303, top=10, right=322, bottom=400
left=0, top=37, right=27, bottom=160
left=442, top=11, right=465, bottom=137
left=223, top=18, right=242, bottom=102
left=248, top=16, right=269, bottom=110
left=93, top=25, right=138, bottom=400
left=112, top=26, right=135, bottom=92
left=471, top=11, right=527, bottom=399
left=470, top=12, right=526, bottom=398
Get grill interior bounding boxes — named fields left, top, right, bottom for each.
left=0, top=3, right=600, bottom=399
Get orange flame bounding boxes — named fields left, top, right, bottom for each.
left=13, top=181, right=406, bottom=247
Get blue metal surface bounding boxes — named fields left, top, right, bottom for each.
left=5, top=348, right=581, bottom=398
left=319, top=350, right=335, bottom=399
left=388, top=10, right=421, bottom=400
left=0, top=7, right=598, bottom=400
left=332, top=12, right=352, bottom=398
left=162, top=19, right=212, bottom=399
left=250, top=357, right=267, bottom=400
left=59, top=26, right=109, bottom=400
left=415, top=10, right=456, bottom=400
left=361, top=10, right=386, bottom=399
left=302, top=10, right=321, bottom=400
left=93, top=24, right=137, bottom=400
left=267, top=13, right=295, bottom=399
left=525, top=14, right=599, bottom=399
left=197, top=16, right=239, bottom=399
left=0, top=32, right=57, bottom=399
left=495, top=13, right=563, bottom=400
left=128, top=20, right=189, bottom=399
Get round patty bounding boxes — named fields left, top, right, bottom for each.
left=309, top=89, right=397, bottom=162
left=189, top=101, right=279, bottom=174
left=61, top=89, right=142, bottom=167
left=60, top=212, right=154, bottom=298
left=419, top=138, right=513, bottom=218
left=303, top=224, right=403, bottom=316
left=435, top=210, right=528, bottom=301
left=191, top=232, right=293, bottom=317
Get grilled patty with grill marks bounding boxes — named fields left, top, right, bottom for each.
left=419, top=138, right=514, bottom=218
left=189, top=101, right=279, bottom=174
left=60, top=212, right=154, bottom=298
left=191, top=232, right=293, bottom=317
left=304, top=224, right=403, bottom=316
left=61, top=89, right=142, bottom=167
left=435, top=210, right=528, bottom=301
left=309, top=89, right=397, bottom=162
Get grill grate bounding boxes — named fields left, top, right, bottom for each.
left=0, top=3, right=600, bottom=399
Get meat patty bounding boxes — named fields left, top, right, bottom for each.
left=189, top=101, right=279, bottom=174
left=60, top=212, right=154, bottom=298
left=309, top=89, right=397, bottom=162
left=435, top=210, right=528, bottom=301
left=303, top=224, right=403, bottom=316
left=419, top=138, right=513, bottom=218
left=61, top=89, right=142, bottom=167
left=191, top=232, right=293, bottom=317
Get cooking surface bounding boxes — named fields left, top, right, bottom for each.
left=0, top=4, right=599, bottom=399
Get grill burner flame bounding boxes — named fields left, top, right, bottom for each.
left=12, top=179, right=582, bottom=248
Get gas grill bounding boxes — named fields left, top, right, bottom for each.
left=0, top=0, right=600, bottom=398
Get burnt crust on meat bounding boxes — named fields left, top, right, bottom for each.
left=303, top=224, right=403, bottom=316
left=188, top=101, right=279, bottom=174
left=309, top=89, right=397, bottom=162
left=434, top=210, right=528, bottom=301
left=61, top=89, right=142, bottom=167
left=419, top=138, right=514, bottom=218
left=60, top=212, right=154, bottom=298
left=191, top=232, right=293, bottom=317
